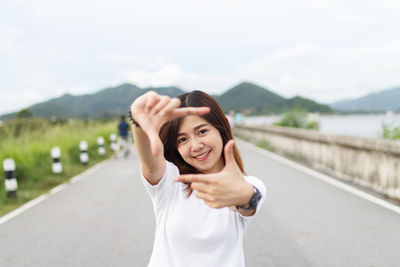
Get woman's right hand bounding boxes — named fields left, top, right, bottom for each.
left=130, top=91, right=210, bottom=156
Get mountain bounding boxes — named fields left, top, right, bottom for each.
left=330, top=87, right=400, bottom=112
left=1, top=82, right=332, bottom=120
left=216, top=82, right=285, bottom=113
left=216, top=82, right=331, bottom=114
left=285, top=96, right=332, bottom=113
left=0, top=84, right=185, bottom=119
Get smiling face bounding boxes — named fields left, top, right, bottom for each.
left=176, top=115, right=224, bottom=174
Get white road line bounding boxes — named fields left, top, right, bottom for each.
left=236, top=138, right=400, bottom=215
left=0, top=195, right=48, bottom=225
left=70, top=160, right=109, bottom=183
left=0, top=159, right=110, bottom=226
left=49, top=184, right=67, bottom=195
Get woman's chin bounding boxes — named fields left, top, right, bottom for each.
left=190, top=161, right=213, bottom=173
left=194, top=161, right=222, bottom=174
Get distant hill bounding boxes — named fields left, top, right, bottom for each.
left=330, top=87, right=400, bottom=112
left=285, top=96, right=332, bottom=113
left=216, top=82, right=284, bottom=113
left=216, top=82, right=331, bottom=114
left=0, top=84, right=185, bottom=120
left=1, top=82, right=332, bottom=120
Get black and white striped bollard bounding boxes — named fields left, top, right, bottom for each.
left=110, top=133, right=118, bottom=152
left=79, top=140, right=89, bottom=165
left=3, top=158, right=18, bottom=198
left=97, top=136, right=106, bottom=155
left=51, top=147, right=62, bottom=174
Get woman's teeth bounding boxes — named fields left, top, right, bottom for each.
left=196, top=151, right=209, bottom=159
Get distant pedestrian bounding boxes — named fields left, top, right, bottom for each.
left=226, top=110, right=235, bottom=128
left=235, top=112, right=243, bottom=125
left=129, top=90, right=266, bottom=267
left=118, top=115, right=130, bottom=157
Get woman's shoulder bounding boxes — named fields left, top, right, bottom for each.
left=141, top=160, right=182, bottom=204
left=165, top=160, right=180, bottom=176
left=140, top=160, right=180, bottom=187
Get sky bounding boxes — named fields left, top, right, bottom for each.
left=1, top=0, right=400, bottom=115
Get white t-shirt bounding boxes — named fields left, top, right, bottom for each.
left=141, top=160, right=266, bottom=267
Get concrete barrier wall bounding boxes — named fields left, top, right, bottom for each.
left=234, top=125, right=400, bottom=201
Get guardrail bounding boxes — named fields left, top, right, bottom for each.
left=234, top=125, right=400, bottom=201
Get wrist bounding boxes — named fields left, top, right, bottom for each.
left=237, top=182, right=254, bottom=206
left=236, top=185, right=262, bottom=211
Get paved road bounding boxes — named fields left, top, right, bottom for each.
left=0, top=140, right=399, bottom=266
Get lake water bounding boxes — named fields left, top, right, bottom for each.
left=242, top=114, right=400, bottom=139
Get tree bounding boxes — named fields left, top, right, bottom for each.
left=17, top=109, right=33, bottom=119
left=382, top=122, right=400, bottom=140
left=273, top=108, right=319, bottom=130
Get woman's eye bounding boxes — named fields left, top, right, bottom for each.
left=198, top=129, right=208, bottom=135
left=178, top=137, right=187, bottom=143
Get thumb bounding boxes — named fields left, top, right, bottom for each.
left=223, top=140, right=236, bottom=168
left=148, top=131, right=163, bottom=156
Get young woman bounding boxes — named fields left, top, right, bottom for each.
left=130, top=90, right=266, bottom=267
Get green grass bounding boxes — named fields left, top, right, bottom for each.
left=0, top=118, right=118, bottom=216
left=382, top=121, right=400, bottom=140
left=255, top=140, right=275, bottom=152
left=289, top=153, right=304, bottom=162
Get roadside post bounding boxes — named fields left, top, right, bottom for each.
left=79, top=140, right=89, bottom=165
left=110, top=133, right=118, bottom=152
left=3, top=158, right=18, bottom=198
left=51, top=147, right=62, bottom=174
left=97, top=136, right=106, bottom=155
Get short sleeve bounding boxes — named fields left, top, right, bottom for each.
left=140, top=161, right=180, bottom=212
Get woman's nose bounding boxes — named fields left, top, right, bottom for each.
left=191, top=138, right=204, bottom=152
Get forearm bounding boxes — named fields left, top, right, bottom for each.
left=132, top=125, right=165, bottom=183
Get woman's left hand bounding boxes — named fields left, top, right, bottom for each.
left=174, top=140, right=254, bottom=209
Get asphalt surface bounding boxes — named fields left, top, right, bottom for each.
left=0, top=140, right=399, bottom=267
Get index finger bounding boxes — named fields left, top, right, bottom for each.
left=173, top=107, right=210, bottom=118
left=174, top=173, right=211, bottom=184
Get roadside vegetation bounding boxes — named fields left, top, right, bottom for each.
left=273, top=108, right=319, bottom=130
left=255, top=140, right=275, bottom=152
left=0, top=118, right=117, bottom=216
left=381, top=122, right=400, bottom=140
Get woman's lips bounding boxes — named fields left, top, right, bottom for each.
left=194, top=150, right=211, bottom=161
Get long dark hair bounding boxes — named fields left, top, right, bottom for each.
left=159, top=90, right=244, bottom=197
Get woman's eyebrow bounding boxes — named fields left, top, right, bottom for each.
left=177, top=123, right=208, bottom=137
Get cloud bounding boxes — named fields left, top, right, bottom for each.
left=0, top=25, right=23, bottom=53
left=0, top=74, right=92, bottom=114
left=119, top=42, right=400, bottom=103
left=240, top=42, right=400, bottom=103
left=98, top=54, right=142, bottom=64
left=2, top=0, right=400, bottom=114
left=1, top=90, right=46, bottom=114
left=61, top=84, right=92, bottom=95
left=121, top=63, right=240, bottom=94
